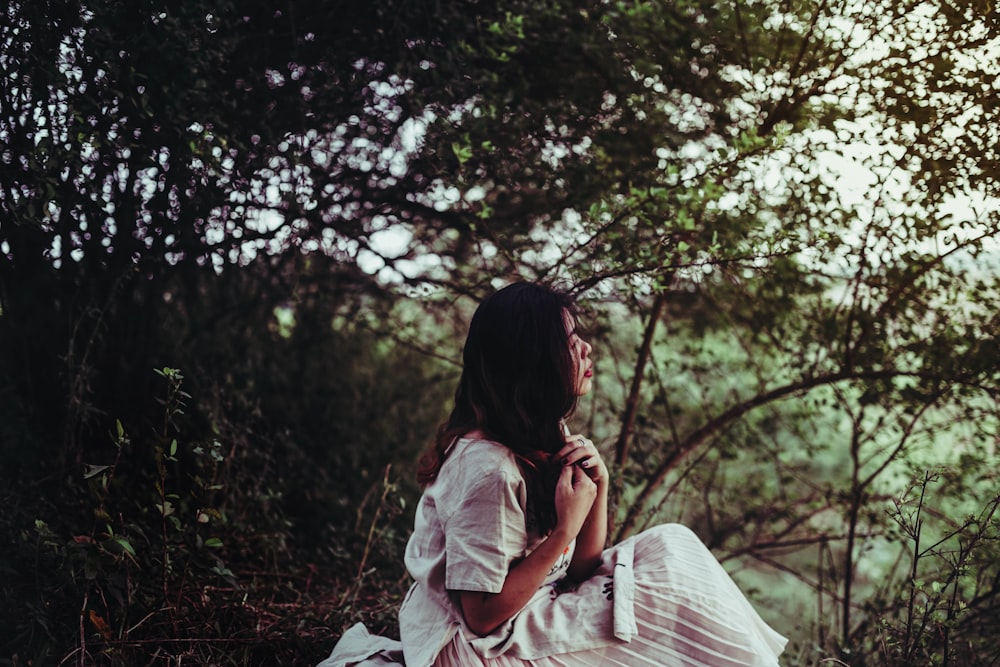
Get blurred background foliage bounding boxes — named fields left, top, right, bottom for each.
left=2, top=0, right=1000, bottom=664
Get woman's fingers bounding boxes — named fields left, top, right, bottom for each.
left=557, top=433, right=609, bottom=484
left=554, top=463, right=596, bottom=536
left=571, top=459, right=595, bottom=488
left=558, top=460, right=575, bottom=485
left=557, top=435, right=595, bottom=465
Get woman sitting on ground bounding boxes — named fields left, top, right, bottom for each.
left=320, top=281, right=787, bottom=667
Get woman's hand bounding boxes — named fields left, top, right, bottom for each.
left=553, top=460, right=597, bottom=539
left=557, top=432, right=609, bottom=580
left=557, top=433, right=609, bottom=489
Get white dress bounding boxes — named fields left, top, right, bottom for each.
left=319, top=437, right=787, bottom=667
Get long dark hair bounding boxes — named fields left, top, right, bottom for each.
left=417, top=281, right=579, bottom=532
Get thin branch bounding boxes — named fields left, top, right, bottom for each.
left=733, top=0, right=753, bottom=68
left=614, top=291, right=667, bottom=467
left=615, top=367, right=999, bottom=541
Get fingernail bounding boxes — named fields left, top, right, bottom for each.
left=581, top=460, right=590, bottom=468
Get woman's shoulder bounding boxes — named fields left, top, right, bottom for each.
left=448, top=435, right=518, bottom=468
left=435, top=435, right=523, bottom=487
left=431, top=437, right=526, bottom=515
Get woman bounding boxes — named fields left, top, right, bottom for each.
left=320, top=282, right=787, bottom=667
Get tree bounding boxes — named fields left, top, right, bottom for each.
left=3, top=0, right=1000, bottom=663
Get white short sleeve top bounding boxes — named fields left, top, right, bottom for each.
left=399, top=437, right=573, bottom=667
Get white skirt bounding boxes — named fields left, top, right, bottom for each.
left=319, top=524, right=786, bottom=667
left=434, top=524, right=787, bottom=666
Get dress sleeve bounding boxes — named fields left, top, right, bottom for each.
left=441, top=467, right=528, bottom=594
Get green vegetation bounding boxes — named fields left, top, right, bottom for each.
left=2, top=0, right=999, bottom=664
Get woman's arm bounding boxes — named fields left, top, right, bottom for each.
left=566, top=478, right=607, bottom=580
left=458, top=463, right=596, bottom=636
left=558, top=433, right=609, bottom=580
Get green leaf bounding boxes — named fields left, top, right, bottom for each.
left=204, top=537, right=223, bottom=548
left=112, top=536, right=137, bottom=557
left=451, top=142, right=473, bottom=166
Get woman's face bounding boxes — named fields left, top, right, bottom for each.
left=564, top=312, right=593, bottom=396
